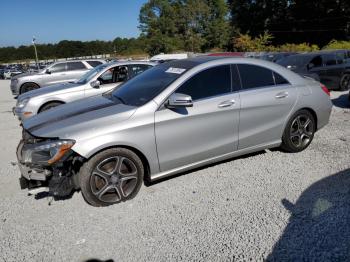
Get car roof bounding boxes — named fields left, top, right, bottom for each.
left=103, top=61, right=157, bottom=68
left=52, top=59, right=106, bottom=64
left=163, top=56, right=232, bottom=70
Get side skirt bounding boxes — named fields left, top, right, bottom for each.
left=150, top=140, right=281, bottom=182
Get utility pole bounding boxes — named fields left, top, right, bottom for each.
left=32, top=36, right=39, bottom=70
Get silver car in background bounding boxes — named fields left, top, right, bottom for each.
left=10, top=59, right=106, bottom=95
left=14, top=61, right=156, bottom=120
left=17, top=57, right=332, bottom=207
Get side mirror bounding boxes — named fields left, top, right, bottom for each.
left=90, top=80, right=100, bottom=89
left=45, top=69, right=51, bottom=74
left=166, top=93, right=193, bottom=108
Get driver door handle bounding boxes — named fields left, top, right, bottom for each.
left=275, top=91, right=289, bottom=99
left=218, top=100, right=235, bottom=108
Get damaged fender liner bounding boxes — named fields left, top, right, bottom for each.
left=19, top=159, right=81, bottom=197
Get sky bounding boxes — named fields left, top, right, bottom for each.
left=0, top=0, right=148, bottom=47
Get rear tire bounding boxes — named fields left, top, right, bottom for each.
left=20, top=83, right=39, bottom=94
left=79, top=148, right=144, bottom=207
left=39, top=102, right=63, bottom=113
left=340, top=74, right=350, bottom=91
left=281, top=110, right=316, bottom=153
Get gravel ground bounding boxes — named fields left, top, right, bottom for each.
left=0, top=80, right=349, bottom=262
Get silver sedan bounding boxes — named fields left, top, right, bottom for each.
left=14, top=61, right=156, bottom=120
left=17, top=56, right=332, bottom=206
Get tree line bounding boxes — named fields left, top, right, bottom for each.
left=1, top=0, right=349, bottom=63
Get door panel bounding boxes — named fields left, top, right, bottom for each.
left=238, top=85, right=297, bottom=149
left=45, top=62, right=68, bottom=86
left=155, top=93, right=240, bottom=172
left=46, top=72, right=70, bottom=85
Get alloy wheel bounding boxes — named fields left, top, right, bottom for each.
left=341, top=75, right=350, bottom=90
left=90, top=156, right=138, bottom=204
left=289, top=114, right=314, bottom=148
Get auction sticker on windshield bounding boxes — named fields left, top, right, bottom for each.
left=165, top=67, right=186, bottom=74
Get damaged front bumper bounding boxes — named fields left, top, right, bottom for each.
left=16, top=132, right=80, bottom=197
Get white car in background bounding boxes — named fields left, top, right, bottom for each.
left=4, top=69, right=23, bottom=79
left=14, top=61, right=156, bottom=120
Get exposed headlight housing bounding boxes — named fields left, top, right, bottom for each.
left=17, top=98, right=30, bottom=109
left=23, top=140, right=75, bottom=165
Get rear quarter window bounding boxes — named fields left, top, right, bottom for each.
left=273, top=72, right=290, bottom=85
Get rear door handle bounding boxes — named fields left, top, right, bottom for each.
left=275, top=91, right=289, bottom=99
left=218, top=100, right=235, bottom=108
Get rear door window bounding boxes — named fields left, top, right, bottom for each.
left=323, top=54, right=337, bottom=66
left=335, top=52, right=345, bottom=64
left=237, top=64, right=275, bottom=89
left=176, top=65, right=231, bottom=101
left=67, top=62, right=87, bottom=71
left=309, top=56, right=323, bottom=68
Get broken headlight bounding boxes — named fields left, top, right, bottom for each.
left=23, top=140, right=75, bottom=165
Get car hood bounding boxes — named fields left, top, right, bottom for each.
left=12, top=72, right=35, bottom=79
left=12, top=71, right=45, bottom=79
left=18, top=82, right=80, bottom=100
left=22, top=95, right=137, bottom=139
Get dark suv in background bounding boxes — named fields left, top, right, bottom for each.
left=278, top=50, right=350, bottom=90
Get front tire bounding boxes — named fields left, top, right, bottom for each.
left=20, top=83, right=40, bottom=94
left=281, top=110, right=316, bottom=153
left=340, top=74, right=350, bottom=91
left=79, top=148, right=144, bottom=207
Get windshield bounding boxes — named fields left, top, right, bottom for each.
left=112, top=64, right=186, bottom=107
left=76, top=64, right=109, bottom=84
left=277, top=55, right=311, bottom=68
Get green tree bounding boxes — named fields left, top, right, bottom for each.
left=139, top=0, right=180, bottom=55
left=139, top=0, right=230, bottom=54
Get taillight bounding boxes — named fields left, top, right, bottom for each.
left=321, top=84, right=330, bottom=96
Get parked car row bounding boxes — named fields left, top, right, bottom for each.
left=12, top=56, right=333, bottom=207
left=14, top=61, right=155, bottom=120
left=0, top=67, right=24, bottom=79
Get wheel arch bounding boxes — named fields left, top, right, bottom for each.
left=20, top=82, right=40, bottom=93
left=38, top=100, right=65, bottom=113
